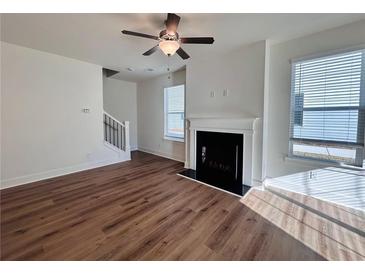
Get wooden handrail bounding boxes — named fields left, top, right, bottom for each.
left=103, top=111, right=126, bottom=127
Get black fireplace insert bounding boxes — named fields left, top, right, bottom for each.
left=180, top=130, right=248, bottom=196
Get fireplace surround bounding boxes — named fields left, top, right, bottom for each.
left=182, top=116, right=257, bottom=195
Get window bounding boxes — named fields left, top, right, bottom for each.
left=164, top=84, right=185, bottom=141
left=289, top=48, right=365, bottom=166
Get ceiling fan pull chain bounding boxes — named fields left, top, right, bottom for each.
left=167, top=56, right=171, bottom=80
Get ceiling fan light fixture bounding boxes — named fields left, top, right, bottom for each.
left=159, top=40, right=180, bottom=56
left=121, top=13, right=214, bottom=60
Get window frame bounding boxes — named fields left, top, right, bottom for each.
left=163, top=84, right=185, bottom=142
left=288, top=47, right=365, bottom=167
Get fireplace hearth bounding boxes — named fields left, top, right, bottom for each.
left=179, top=169, right=251, bottom=196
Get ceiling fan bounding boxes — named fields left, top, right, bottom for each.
left=121, top=13, right=214, bottom=60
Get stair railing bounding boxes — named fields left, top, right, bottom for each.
left=103, top=111, right=130, bottom=152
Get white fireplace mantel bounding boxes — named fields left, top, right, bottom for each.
left=187, top=116, right=258, bottom=187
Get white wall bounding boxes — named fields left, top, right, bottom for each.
left=3, top=20, right=364, bottom=188
left=137, top=69, right=186, bottom=162
left=103, top=77, right=138, bottom=150
left=266, top=20, right=365, bottom=178
left=1, top=42, right=121, bottom=188
left=186, top=41, right=266, bottom=182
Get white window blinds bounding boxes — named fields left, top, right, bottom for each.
left=289, top=48, right=365, bottom=165
left=164, top=85, right=185, bottom=139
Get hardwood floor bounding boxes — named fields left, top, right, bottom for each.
left=242, top=188, right=365, bottom=260
left=0, top=151, right=324, bottom=260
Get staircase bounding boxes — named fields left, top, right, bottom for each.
left=103, top=111, right=131, bottom=161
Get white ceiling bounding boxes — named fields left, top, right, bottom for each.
left=1, top=13, right=365, bottom=82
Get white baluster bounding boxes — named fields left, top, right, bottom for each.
left=124, top=121, right=130, bottom=153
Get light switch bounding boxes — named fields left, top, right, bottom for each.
left=82, top=108, right=90, bottom=113
left=223, top=89, right=229, bottom=96
left=210, top=91, right=215, bottom=98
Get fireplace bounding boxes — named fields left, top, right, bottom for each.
left=179, top=116, right=257, bottom=196
left=195, top=131, right=243, bottom=195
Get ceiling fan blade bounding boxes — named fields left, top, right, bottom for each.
left=121, top=30, right=159, bottom=40
left=165, top=13, right=181, bottom=32
left=143, top=45, right=159, bottom=56
left=180, top=37, right=215, bottom=44
left=176, top=47, right=190, bottom=60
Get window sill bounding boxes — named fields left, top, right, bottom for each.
left=284, top=155, right=364, bottom=171
left=285, top=155, right=335, bottom=168
left=164, top=136, right=185, bottom=143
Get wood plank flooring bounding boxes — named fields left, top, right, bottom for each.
left=241, top=188, right=365, bottom=260
left=1, top=151, right=324, bottom=260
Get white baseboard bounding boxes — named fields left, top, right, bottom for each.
left=131, top=146, right=138, bottom=151
left=137, top=147, right=185, bottom=163
left=251, top=178, right=263, bottom=187
left=0, top=156, right=130, bottom=190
